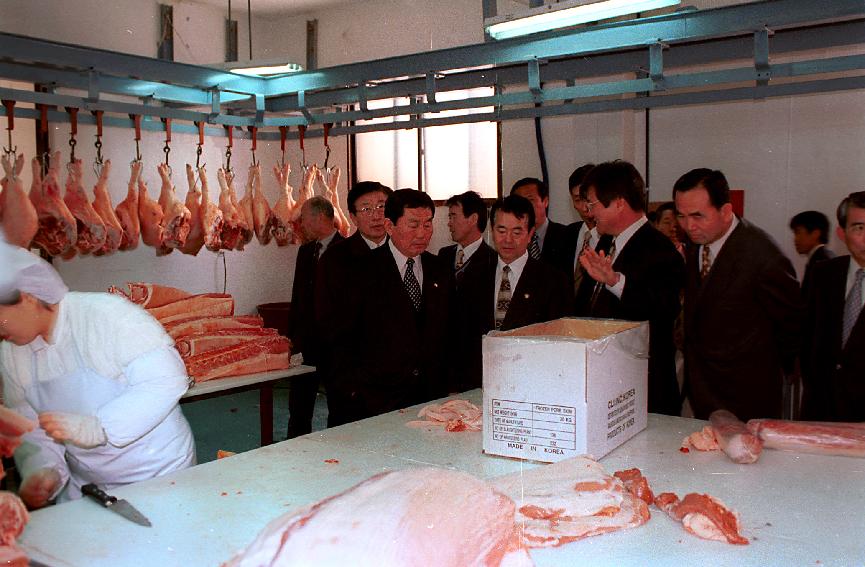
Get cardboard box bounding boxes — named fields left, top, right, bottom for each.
left=482, top=318, right=649, bottom=463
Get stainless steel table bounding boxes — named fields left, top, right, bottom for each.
left=18, top=390, right=865, bottom=566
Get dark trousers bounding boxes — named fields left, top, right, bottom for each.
left=286, top=371, right=319, bottom=439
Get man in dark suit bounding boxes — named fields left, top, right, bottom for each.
left=802, top=192, right=865, bottom=421
left=510, top=177, right=571, bottom=275
left=315, top=181, right=392, bottom=427
left=674, top=168, right=803, bottom=421
left=789, top=210, right=835, bottom=299
left=577, top=161, right=685, bottom=416
left=458, top=195, right=572, bottom=389
left=439, top=191, right=497, bottom=286
left=329, top=189, right=453, bottom=422
left=286, top=196, right=344, bottom=438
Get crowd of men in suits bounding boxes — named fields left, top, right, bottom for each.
left=283, top=159, right=865, bottom=438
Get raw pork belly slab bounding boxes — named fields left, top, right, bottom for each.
left=164, top=315, right=263, bottom=340
left=109, top=282, right=194, bottom=308
left=491, top=456, right=650, bottom=548
left=223, top=467, right=533, bottom=567
left=655, top=492, right=748, bottom=545
left=186, top=335, right=290, bottom=382
left=175, top=328, right=278, bottom=359
left=746, top=419, right=865, bottom=458
left=146, top=294, right=234, bottom=324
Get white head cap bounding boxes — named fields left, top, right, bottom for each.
left=0, top=231, right=68, bottom=305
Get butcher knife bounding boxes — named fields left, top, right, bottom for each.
left=81, top=483, right=152, bottom=527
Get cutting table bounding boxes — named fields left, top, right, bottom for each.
left=18, top=390, right=865, bottom=566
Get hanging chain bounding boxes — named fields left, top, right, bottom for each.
left=66, top=107, right=79, bottom=163
left=279, top=126, right=287, bottom=168
left=195, top=121, right=205, bottom=168
left=93, top=111, right=104, bottom=178
left=1, top=100, right=16, bottom=158
left=162, top=117, right=172, bottom=176
left=224, top=125, right=234, bottom=174
left=322, top=123, right=332, bottom=170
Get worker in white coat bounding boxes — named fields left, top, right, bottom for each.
left=0, top=239, right=196, bottom=508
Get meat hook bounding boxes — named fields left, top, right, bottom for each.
left=162, top=117, right=173, bottom=177
left=195, top=121, right=205, bottom=169
left=298, top=124, right=308, bottom=173
left=278, top=126, right=288, bottom=169
left=65, top=107, right=79, bottom=164
left=92, top=110, right=105, bottom=179
left=1, top=100, right=17, bottom=159
left=322, top=123, right=333, bottom=172
left=224, top=125, right=235, bottom=175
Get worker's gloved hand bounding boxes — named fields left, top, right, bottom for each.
left=39, top=412, right=107, bottom=449
left=19, top=467, right=62, bottom=509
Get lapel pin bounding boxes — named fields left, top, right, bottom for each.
left=433, top=282, right=438, bottom=288
left=524, top=293, right=530, bottom=299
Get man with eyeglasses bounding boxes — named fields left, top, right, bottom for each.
left=315, top=181, right=393, bottom=427
left=801, top=191, right=865, bottom=421
left=578, top=160, right=685, bottom=416
left=327, top=189, right=453, bottom=423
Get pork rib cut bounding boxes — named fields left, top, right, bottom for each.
left=186, top=335, right=291, bottom=382
left=29, top=151, right=77, bottom=256
left=115, top=161, right=141, bottom=251
left=163, top=315, right=263, bottom=340
left=222, top=467, right=532, bottom=567
left=92, top=160, right=124, bottom=255
left=146, top=293, right=234, bottom=325
left=0, top=153, right=39, bottom=249
left=175, top=328, right=278, bottom=359
left=109, top=282, right=193, bottom=309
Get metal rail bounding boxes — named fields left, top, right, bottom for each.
left=0, top=0, right=861, bottom=139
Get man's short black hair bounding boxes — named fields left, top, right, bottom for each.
left=837, top=191, right=865, bottom=229
left=568, top=164, right=595, bottom=193
left=347, top=181, right=393, bottom=214
left=582, top=160, right=646, bottom=212
left=655, top=201, right=677, bottom=218
left=510, top=177, right=548, bottom=200
left=305, top=195, right=335, bottom=220
left=789, top=210, right=830, bottom=244
left=491, top=194, right=535, bottom=230
left=385, top=189, right=435, bottom=224
left=445, top=191, right=488, bottom=232
left=673, top=168, right=731, bottom=209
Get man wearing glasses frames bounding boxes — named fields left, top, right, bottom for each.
left=577, top=160, right=685, bottom=416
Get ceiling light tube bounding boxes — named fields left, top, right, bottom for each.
left=485, top=0, right=681, bottom=40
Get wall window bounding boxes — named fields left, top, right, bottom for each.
left=354, top=87, right=499, bottom=201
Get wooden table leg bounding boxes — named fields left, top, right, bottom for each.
left=260, top=383, right=274, bottom=446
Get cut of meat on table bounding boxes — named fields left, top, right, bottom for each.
left=217, top=168, right=244, bottom=250
left=654, top=492, right=748, bottom=545
left=138, top=168, right=165, bottom=249
left=146, top=293, right=234, bottom=325
left=157, top=162, right=192, bottom=254
left=746, top=419, right=865, bottom=458
left=0, top=492, right=28, bottom=546
left=29, top=151, right=77, bottom=257
left=185, top=335, right=291, bottom=382
left=115, top=160, right=141, bottom=251
left=0, top=543, right=28, bottom=567
left=0, top=153, right=38, bottom=249
left=681, top=425, right=719, bottom=453
left=270, top=163, right=296, bottom=246
left=63, top=158, right=107, bottom=256
left=613, top=468, right=656, bottom=507
left=175, top=328, right=278, bottom=359
left=709, top=410, right=762, bottom=464
left=222, top=467, right=533, bottom=567
left=198, top=165, right=224, bottom=252
left=91, top=160, right=124, bottom=256
left=406, top=399, right=482, bottom=431
left=109, top=282, right=193, bottom=309
left=181, top=164, right=205, bottom=255
left=163, top=315, right=263, bottom=340
left=491, top=456, right=650, bottom=548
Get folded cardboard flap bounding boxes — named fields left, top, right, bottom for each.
left=491, top=318, right=648, bottom=358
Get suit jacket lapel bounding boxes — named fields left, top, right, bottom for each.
left=696, top=219, right=744, bottom=304
left=504, top=260, right=537, bottom=329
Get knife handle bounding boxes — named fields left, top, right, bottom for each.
left=82, top=484, right=117, bottom=507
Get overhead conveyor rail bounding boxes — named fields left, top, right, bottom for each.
left=0, top=0, right=863, bottom=141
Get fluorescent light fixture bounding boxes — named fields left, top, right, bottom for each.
left=485, top=0, right=681, bottom=40
left=214, top=60, right=304, bottom=77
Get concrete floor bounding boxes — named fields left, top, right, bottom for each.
left=181, top=380, right=329, bottom=464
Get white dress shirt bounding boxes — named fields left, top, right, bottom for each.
left=493, top=251, right=529, bottom=314
left=605, top=216, right=648, bottom=299
left=700, top=216, right=739, bottom=273
left=457, top=236, right=484, bottom=266
left=389, top=239, right=423, bottom=288
left=362, top=234, right=386, bottom=249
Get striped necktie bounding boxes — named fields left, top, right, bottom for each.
left=700, top=245, right=712, bottom=280
left=528, top=233, right=541, bottom=260
left=495, top=266, right=512, bottom=330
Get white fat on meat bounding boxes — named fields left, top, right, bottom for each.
left=491, top=456, right=650, bottom=548
left=223, top=467, right=533, bottom=567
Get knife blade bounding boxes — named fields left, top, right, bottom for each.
left=81, top=483, right=152, bottom=527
